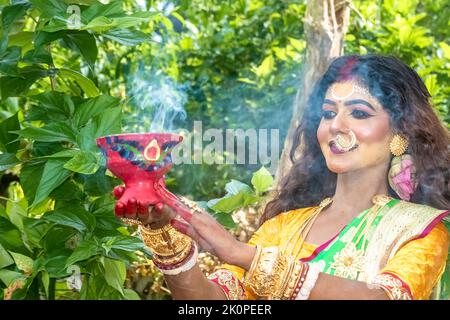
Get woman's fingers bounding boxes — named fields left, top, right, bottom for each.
left=124, top=197, right=138, bottom=218
left=171, top=218, right=203, bottom=244
left=137, top=200, right=148, bottom=216
left=115, top=202, right=125, bottom=216
left=113, top=185, right=125, bottom=199
left=170, top=218, right=216, bottom=253
left=154, top=202, right=164, bottom=212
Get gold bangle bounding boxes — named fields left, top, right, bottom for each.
left=139, top=223, right=191, bottom=257
left=152, top=241, right=193, bottom=266
left=244, top=245, right=262, bottom=283
left=282, top=260, right=306, bottom=300
left=244, top=246, right=306, bottom=300
left=245, top=247, right=289, bottom=299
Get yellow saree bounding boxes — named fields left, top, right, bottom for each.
left=207, top=200, right=449, bottom=300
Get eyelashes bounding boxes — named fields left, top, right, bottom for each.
left=321, top=109, right=373, bottom=120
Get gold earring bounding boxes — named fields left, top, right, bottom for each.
left=389, top=134, right=408, bottom=157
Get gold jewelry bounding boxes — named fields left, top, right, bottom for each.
left=152, top=240, right=193, bottom=266
left=389, top=134, right=408, bottom=157
left=139, top=223, right=191, bottom=257
left=295, top=261, right=325, bottom=300
left=245, top=245, right=262, bottom=282
left=178, top=196, right=204, bottom=215
left=244, top=247, right=289, bottom=299
left=120, top=217, right=143, bottom=226
left=335, top=130, right=357, bottom=151
left=284, top=197, right=332, bottom=257
left=329, top=195, right=392, bottom=279
left=330, top=81, right=372, bottom=100
left=244, top=246, right=309, bottom=300
left=289, top=262, right=309, bottom=300
left=156, top=242, right=199, bottom=275
left=282, top=260, right=306, bottom=300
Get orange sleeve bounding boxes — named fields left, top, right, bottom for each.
left=208, top=213, right=285, bottom=300
left=379, top=222, right=449, bottom=300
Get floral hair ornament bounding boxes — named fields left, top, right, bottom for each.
left=388, top=134, right=418, bottom=201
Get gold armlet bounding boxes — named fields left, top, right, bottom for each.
left=243, top=247, right=304, bottom=300
left=139, top=223, right=192, bottom=257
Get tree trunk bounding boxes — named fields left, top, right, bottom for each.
left=274, top=0, right=351, bottom=187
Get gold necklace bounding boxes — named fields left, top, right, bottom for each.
left=329, top=194, right=392, bottom=279
left=284, top=195, right=392, bottom=260
left=284, top=197, right=333, bottom=256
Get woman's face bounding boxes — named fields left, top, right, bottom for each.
left=316, top=80, right=392, bottom=174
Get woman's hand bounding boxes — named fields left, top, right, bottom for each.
left=112, top=185, right=255, bottom=269
left=112, top=185, right=174, bottom=229
left=167, top=198, right=255, bottom=269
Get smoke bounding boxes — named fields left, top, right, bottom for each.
left=125, top=68, right=188, bottom=133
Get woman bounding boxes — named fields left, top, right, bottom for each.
left=115, top=54, right=450, bottom=300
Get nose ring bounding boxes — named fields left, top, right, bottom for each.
left=335, top=130, right=357, bottom=151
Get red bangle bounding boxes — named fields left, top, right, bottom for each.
left=290, top=263, right=310, bottom=300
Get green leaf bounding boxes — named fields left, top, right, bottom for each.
left=40, top=270, right=49, bottom=298
left=82, top=167, right=118, bottom=196
left=9, top=32, right=34, bottom=50
left=77, top=122, right=97, bottom=152
left=62, top=31, right=98, bottom=69
left=65, top=240, right=100, bottom=267
left=0, top=46, right=20, bottom=76
left=251, top=166, right=273, bottom=195
left=252, top=54, right=274, bottom=77
left=73, top=95, right=119, bottom=128
left=50, top=179, right=83, bottom=201
left=225, top=180, right=252, bottom=195
left=439, top=42, right=450, bottom=60
left=9, top=251, right=34, bottom=274
left=58, top=68, right=100, bottom=97
left=0, top=216, right=27, bottom=254
left=111, top=12, right=159, bottom=29
left=209, top=192, right=245, bottom=213
left=12, top=123, right=77, bottom=143
left=103, top=28, right=149, bottom=46
left=94, top=106, right=122, bottom=138
left=0, top=112, right=20, bottom=153
left=44, top=203, right=96, bottom=234
left=101, top=235, right=145, bottom=253
left=31, top=91, right=75, bottom=117
left=103, top=257, right=125, bottom=295
left=0, top=243, right=14, bottom=269
left=30, top=0, right=67, bottom=19
left=212, top=212, right=236, bottom=229
left=425, top=74, right=438, bottom=97
left=42, top=226, right=77, bottom=253
left=22, top=217, right=52, bottom=248
left=288, top=37, right=305, bottom=51
left=0, top=66, right=48, bottom=99
left=20, top=161, right=44, bottom=206
left=5, top=198, right=27, bottom=231
left=1, top=3, right=31, bottom=33
left=44, top=252, right=72, bottom=278
left=81, top=1, right=124, bottom=22
left=34, top=30, right=65, bottom=47
left=0, top=269, right=25, bottom=287
left=0, top=153, right=20, bottom=171
left=81, top=16, right=115, bottom=33
left=64, top=150, right=100, bottom=174
left=32, top=159, right=72, bottom=207
left=22, top=46, right=53, bottom=64
left=123, top=288, right=141, bottom=300
left=42, top=149, right=79, bottom=159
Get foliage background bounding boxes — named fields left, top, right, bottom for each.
left=0, top=0, right=448, bottom=299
